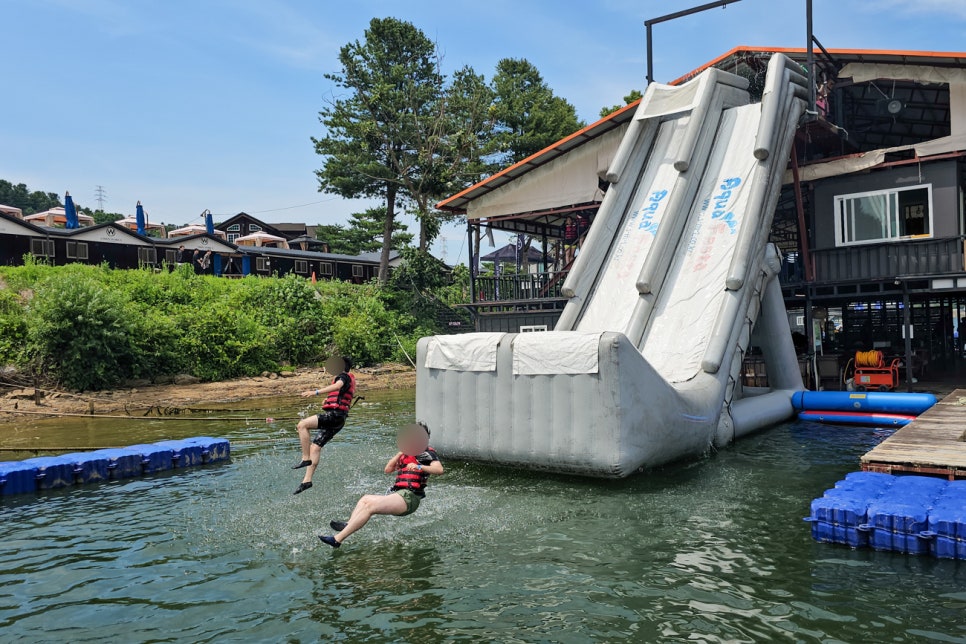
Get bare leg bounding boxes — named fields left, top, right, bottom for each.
left=334, top=493, right=408, bottom=544
left=296, top=415, right=319, bottom=462
left=301, top=443, right=322, bottom=485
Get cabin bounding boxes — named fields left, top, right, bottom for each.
left=439, top=46, right=966, bottom=383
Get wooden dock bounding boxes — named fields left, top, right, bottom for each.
left=861, top=389, right=966, bottom=479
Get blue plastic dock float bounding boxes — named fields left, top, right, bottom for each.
left=806, top=473, right=966, bottom=559
left=0, top=436, right=231, bottom=498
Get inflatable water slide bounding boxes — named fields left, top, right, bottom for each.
left=417, top=54, right=809, bottom=478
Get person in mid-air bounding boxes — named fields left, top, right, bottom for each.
left=319, top=422, right=442, bottom=548
left=291, top=356, right=355, bottom=495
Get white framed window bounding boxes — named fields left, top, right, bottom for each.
left=249, top=224, right=262, bottom=232
left=256, top=257, right=270, bottom=272
left=66, top=241, right=88, bottom=260
left=319, top=262, right=333, bottom=276
left=227, top=224, right=240, bottom=232
left=519, top=325, right=548, bottom=332
left=227, top=233, right=239, bottom=243
left=834, top=184, right=933, bottom=246
left=294, top=259, right=308, bottom=274
left=164, top=249, right=179, bottom=264
left=351, top=264, right=364, bottom=278
left=138, top=247, right=157, bottom=264
left=30, top=238, right=55, bottom=257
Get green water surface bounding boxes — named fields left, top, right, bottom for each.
left=1, top=391, right=964, bottom=643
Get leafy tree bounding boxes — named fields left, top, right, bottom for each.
left=315, top=207, right=413, bottom=255
left=600, top=89, right=643, bottom=118
left=490, top=58, right=584, bottom=166
left=89, top=209, right=124, bottom=225
left=313, top=17, right=448, bottom=282
left=0, top=179, right=60, bottom=215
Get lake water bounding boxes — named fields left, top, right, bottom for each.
left=1, top=391, right=964, bottom=643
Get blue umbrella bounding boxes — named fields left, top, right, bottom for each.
left=135, top=201, right=146, bottom=236
left=64, top=192, right=78, bottom=229
left=204, top=210, right=214, bottom=235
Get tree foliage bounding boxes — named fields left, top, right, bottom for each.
left=600, top=89, right=643, bottom=118
left=0, top=179, right=61, bottom=215
left=315, top=207, right=412, bottom=255
left=490, top=58, right=584, bottom=165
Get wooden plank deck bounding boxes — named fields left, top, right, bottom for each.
left=861, top=389, right=966, bottom=479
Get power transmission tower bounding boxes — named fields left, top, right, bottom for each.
left=94, top=185, right=107, bottom=211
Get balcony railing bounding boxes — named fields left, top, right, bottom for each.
left=781, top=236, right=966, bottom=286
left=474, top=270, right=568, bottom=305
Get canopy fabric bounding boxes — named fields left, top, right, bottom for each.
left=117, top=216, right=165, bottom=230
left=512, top=331, right=602, bottom=375
left=839, top=63, right=966, bottom=86
left=234, top=231, right=290, bottom=248
left=424, top=332, right=505, bottom=372
left=168, top=224, right=227, bottom=239
left=466, top=124, right=628, bottom=220
left=480, top=243, right=543, bottom=263
left=0, top=204, right=23, bottom=218
left=24, top=207, right=94, bottom=226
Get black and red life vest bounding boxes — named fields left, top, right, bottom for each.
left=392, top=450, right=436, bottom=497
left=322, top=372, right=355, bottom=413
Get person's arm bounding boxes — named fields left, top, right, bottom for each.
left=406, top=451, right=443, bottom=475
left=419, top=460, right=444, bottom=475
left=385, top=451, right=404, bottom=473
left=299, top=380, right=343, bottom=398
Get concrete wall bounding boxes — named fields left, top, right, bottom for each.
left=812, top=159, right=960, bottom=250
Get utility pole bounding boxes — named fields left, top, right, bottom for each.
left=94, top=185, right=107, bottom=211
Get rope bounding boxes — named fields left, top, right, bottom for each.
left=0, top=409, right=302, bottom=422
left=392, top=331, right=417, bottom=368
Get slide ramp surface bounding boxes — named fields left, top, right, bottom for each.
left=417, top=55, right=807, bottom=477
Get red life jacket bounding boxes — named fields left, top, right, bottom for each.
left=392, top=451, right=434, bottom=496
left=322, top=372, right=355, bottom=413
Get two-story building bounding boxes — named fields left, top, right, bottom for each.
left=440, top=46, right=966, bottom=384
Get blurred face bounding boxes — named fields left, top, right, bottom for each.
left=324, top=356, right=346, bottom=374
left=397, top=424, right=429, bottom=456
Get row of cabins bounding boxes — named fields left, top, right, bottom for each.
left=0, top=209, right=395, bottom=283
left=439, top=46, right=966, bottom=385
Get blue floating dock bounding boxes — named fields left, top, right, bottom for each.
left=806, top=472, right=966, bottom=559
left=0, top=437, right=230, bottom=497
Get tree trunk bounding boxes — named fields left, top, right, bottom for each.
left=378, top=184, right=397, bottom=285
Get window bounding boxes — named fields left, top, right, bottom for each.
left=30, top=238, right=54, bottom=257
left=164, top=249, right=179, bottom=264
left=138, top=247, right=157, bottom=265
left=249, top=224, right=262, bottom=232
left=256, top=257, right=270, bottom=272
left=834, top=185, right=932, bottom=246
left=519, top=325, right=548, bottom=332
left=294, top=260, right=308, bottom=274
left=351, top=264, right=364, bottom=278
left=227, top=224, right=241, bottom=232
left=319, top=262, right=333, bottom=276
left=227, top=233, right=239, bottom=243
left=66, top=241, right=88, bottom=260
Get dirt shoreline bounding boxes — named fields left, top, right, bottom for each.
left=0, top=364, right=416, bottom=424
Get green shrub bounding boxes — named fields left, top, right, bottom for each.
left=179, top=298, right=275, bottom=381
left=25, top=273, right=138, bottom=390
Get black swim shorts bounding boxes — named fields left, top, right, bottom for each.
left=312, top=410, right=347, bottom=448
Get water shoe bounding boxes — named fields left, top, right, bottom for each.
left=293, top=482, right=313, bottom=494
left=291, top=459, right=312, bottom=469
left=329, top=520, right=348, bottom=532
left=319, top=535, right=340, bottom=548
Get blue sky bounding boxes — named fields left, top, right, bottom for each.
left=3, top=0, right=966, bottom=263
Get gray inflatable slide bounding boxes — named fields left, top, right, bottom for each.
left=417, top=54, right=808, bottom=478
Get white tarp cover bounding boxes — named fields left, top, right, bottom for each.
left=424, top=332, right=505, bottom=372
left=642, top=104, right=760, bottom=383
left=512, top=331, right=602, bottom=375
left=575, top=117, right=688, bottom=333
left=785, top=132, right=966, bottom=184
left=466, top=125, right=627, bottom=220
left=635, top=79, right=702, bottom=120
left=838, top=63, right=966, bottom=86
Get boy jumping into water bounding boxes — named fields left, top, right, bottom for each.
left=292, top=356, right=355, bottom=495
left=319, top=422, right=443, bottom=548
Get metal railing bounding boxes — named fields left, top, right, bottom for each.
left=474, top=271, right=569, bottom=303
left=780, top=237, right=966, bottom=286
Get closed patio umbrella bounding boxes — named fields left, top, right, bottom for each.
left=135, top=202, right=146, bottom=236
left=64, top=192, right=79, bottom=230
